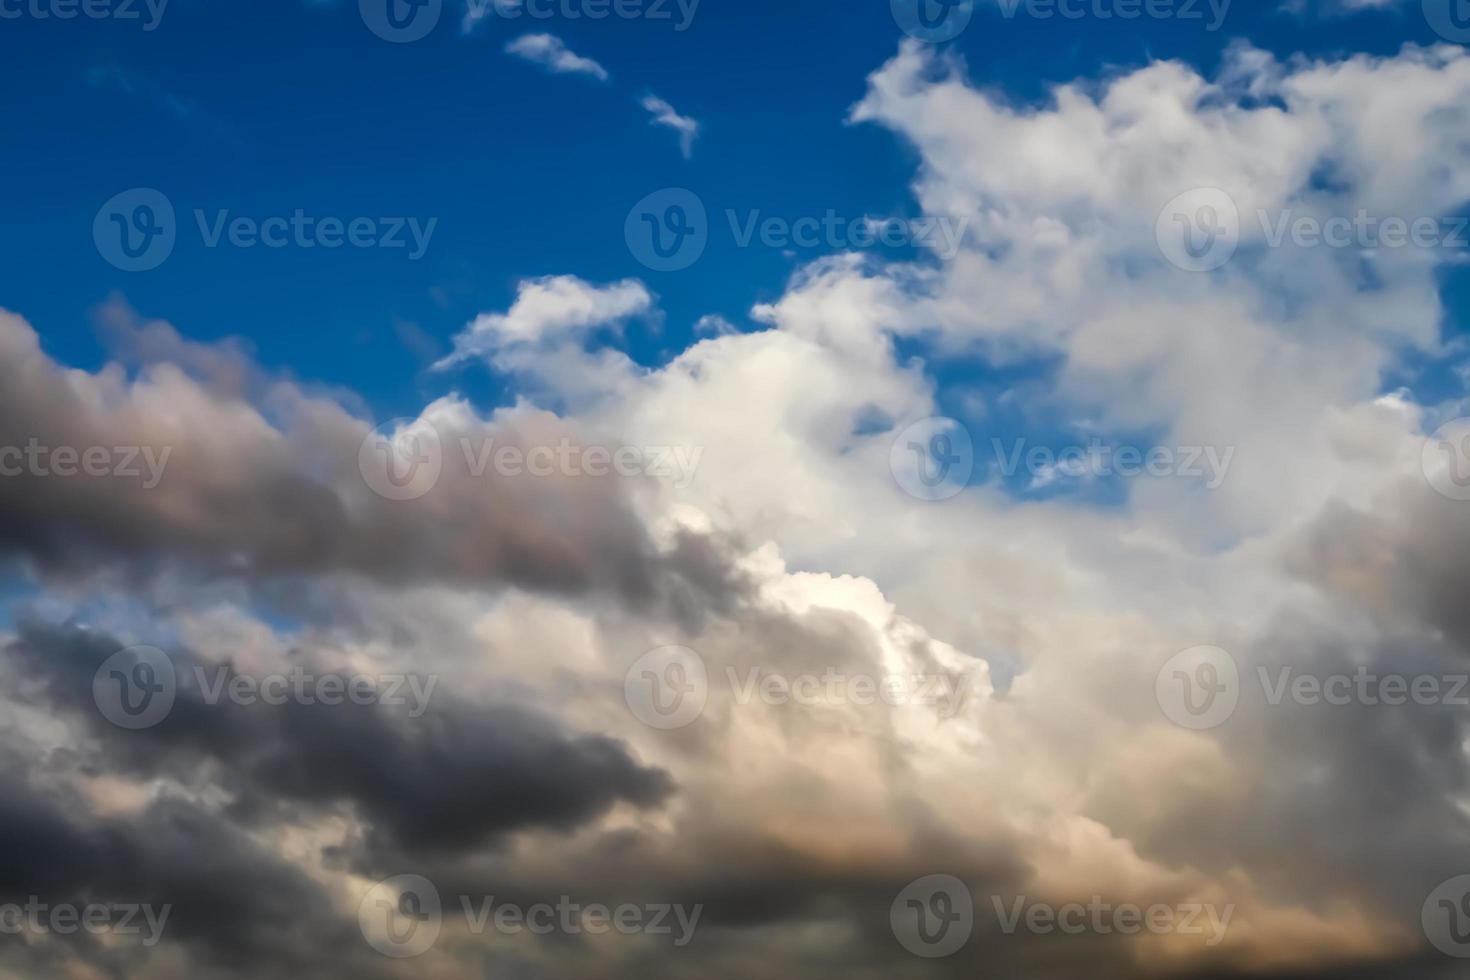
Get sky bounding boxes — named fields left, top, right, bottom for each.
left=5, top=0, right=1470, bottom=976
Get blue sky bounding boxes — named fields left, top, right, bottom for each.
left=10, top=2, right=1470, bottom=977
left=1, top=0, right=1458, bottom=425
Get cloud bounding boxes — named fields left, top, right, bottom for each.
left=641, top=94, right=699, bottom=158
left=8, top=33, right=1470, bottom=980
left=504, top=33, right=610, bottom=81
left=436, top=274, right=653, bottom=366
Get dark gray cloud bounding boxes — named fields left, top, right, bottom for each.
left=0, top=307, right=710, bottom=615
left=5, top=621, right=675, bottom=858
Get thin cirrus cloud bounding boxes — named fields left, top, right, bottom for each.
left=640, top=94, right=699, bottom=158
left=504, top=33, right=610, bottom=82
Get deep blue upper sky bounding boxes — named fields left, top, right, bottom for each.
left=0, top=0, right=1454, bottom=420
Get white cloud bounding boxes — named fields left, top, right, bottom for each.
left=640, top=94, right=699, bottom=158
left=435, top=275, right=652, bottom=370
left=504, top=33, right=609, bottom=82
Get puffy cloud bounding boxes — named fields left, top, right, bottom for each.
left=5, top=33, right=1470, bottom=980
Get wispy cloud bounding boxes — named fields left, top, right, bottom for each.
left=505, top=33, right=610, bottom=82
left=640, top=94, right=699, bottom=159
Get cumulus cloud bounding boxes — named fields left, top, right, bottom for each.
left=6, top=33, right=1470, bottom=980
